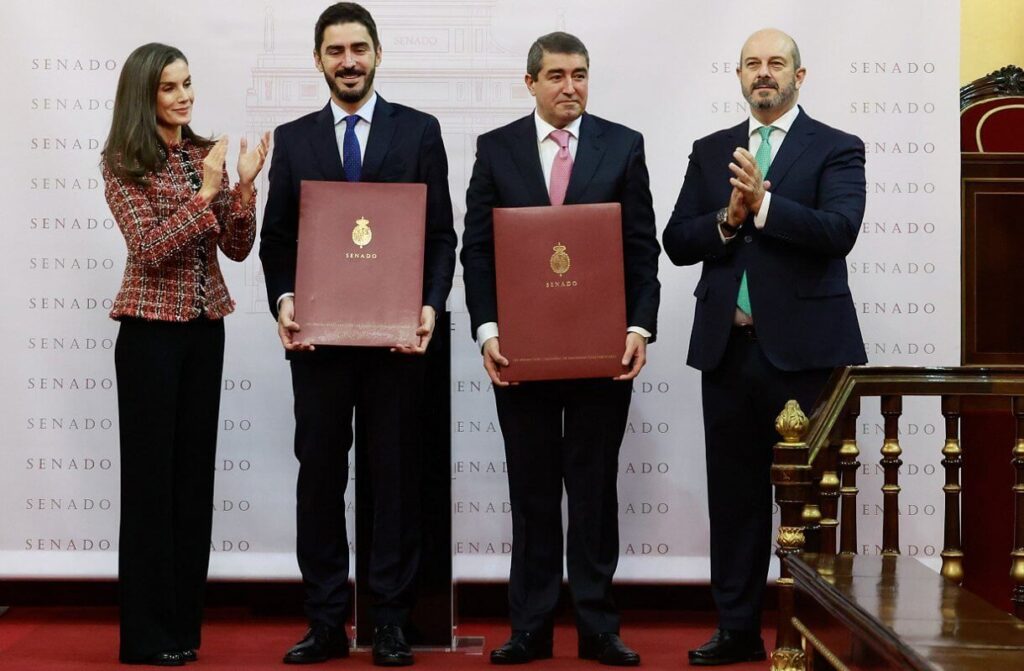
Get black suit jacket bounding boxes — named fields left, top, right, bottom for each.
left=461, top=113, right=660, bottom=342
left=259, top=96, right=456, bottom=320
left=662, top=107, right=867, bottom=372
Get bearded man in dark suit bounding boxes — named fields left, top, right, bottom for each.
left=662, top=28, right=867, bottom=666
left=260, top=3, right=456, bottom=666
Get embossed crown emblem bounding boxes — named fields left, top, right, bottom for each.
left=549, top=242, right=570, bottom=276
left=352, top=216, right=372, bottom=248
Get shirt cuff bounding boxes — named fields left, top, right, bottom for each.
left=718, top=225, right=737, bottom=244
left=627, top=326, right=651, bottom=340
left=754, top=191, right=771, bottom=229
left=277, top=292, right=295, bottom=311
left=476, top=322, right=499, bottom=350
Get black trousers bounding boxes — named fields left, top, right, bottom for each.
left=290, top=348, right=425, bottom=629
left=115, top=317, right=224, bottom=662
left=701, top=328, right=830, bottom=632
left=493, top=378, right=632, bottom=636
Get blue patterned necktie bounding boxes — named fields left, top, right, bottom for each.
left=342, top=114, right=362, bottom=182
left=736, top=125, right=775, bottom=317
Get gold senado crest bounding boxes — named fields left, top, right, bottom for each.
left=549, top=242, right=570, bottom=276
left=352, top=216, right=372, bottom=248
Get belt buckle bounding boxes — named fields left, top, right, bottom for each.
left=734, top=324, right=756, bottom=341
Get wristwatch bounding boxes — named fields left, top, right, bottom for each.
left=716, top=207, right=738, bottom=235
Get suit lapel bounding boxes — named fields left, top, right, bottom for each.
left=311, top=103, right=344, bottom=180
left=564, top=113, right=605, bottom=205
left=725, top=120, right=749, bottom=181
left=765, top=107, right=815, bottom=190
left=705, top=121, right=748, bottom=205
left=508, top=115, right=550, bottom=205
left=361, top=95, right=397, bottom=182
left=729, top=120, right=749, bottom=153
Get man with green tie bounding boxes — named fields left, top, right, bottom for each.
left=662, top=28, right=867, bottom=666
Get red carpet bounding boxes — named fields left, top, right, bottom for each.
left=0, top=608, right=774, bottom=670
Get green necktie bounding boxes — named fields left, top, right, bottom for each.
left=736, top=125, right=774, bottom=316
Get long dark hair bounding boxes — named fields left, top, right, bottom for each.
left=102, top=43, right=212, bottom=185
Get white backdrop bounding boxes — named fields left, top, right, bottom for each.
left=0, top=0, right=960, bottom=582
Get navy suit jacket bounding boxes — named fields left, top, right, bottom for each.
left=259, top=96, right=456, bottom=320
left=662, top=107, right=867, bottom=372
left=461, top=113, right=661, bottom=342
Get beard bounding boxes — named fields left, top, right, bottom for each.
left=745, top=76, right=797, bottom=111
left=324, top=64, right=376, bottom=104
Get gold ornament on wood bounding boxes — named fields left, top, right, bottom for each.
left=775, top=400, right=809, bottom=443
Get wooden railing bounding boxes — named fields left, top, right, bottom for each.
left=769, top=366, right=1024, bottom=670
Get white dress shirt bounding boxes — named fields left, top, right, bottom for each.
left=534, top=110, right=581, bottom=189
left=749, top=103, right=799, bottom=229
left=723, top=105, right=802, bottom=325
left=330, top=92, right=376, bottom=165
left=733, top=103, right=801, bottom=236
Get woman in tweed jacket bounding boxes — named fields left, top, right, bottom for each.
left=101, top=42, right=269, bottom=667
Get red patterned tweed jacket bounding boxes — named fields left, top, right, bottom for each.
left=103, top=139, right=256, bottom=321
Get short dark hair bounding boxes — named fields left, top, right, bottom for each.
left=102, top=43, right=212, bottom=185
left=526, top=32, right=589, bottom=79
left=315, top=2, right=379, bottom=53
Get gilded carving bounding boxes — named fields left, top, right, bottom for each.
left=770, top=647, right=805, bottom=671
left=775, top=400, right=808, bottom=443
left=777, top=526, right=805, bottom=549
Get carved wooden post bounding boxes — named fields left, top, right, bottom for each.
left=940, top=395, right=964, bottom=584
left=880, top=395, right=903, bottom=556
left=838, top=398, right=861, bottom=555
left=771, top=400, right=811, bottom=671
left=817, top=435, right=841, bottom=556
left=1011, top=396, right=1024, bottom=617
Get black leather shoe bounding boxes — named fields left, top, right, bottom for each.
left=579, top=633, right=641, bottom=666
left=688, top=629, right=766, bottom=666
left=122, top=652, right=185, bottom=666
left=372, top=624, right=414, bottom=666
left=490, top=631, right=554, bottom=664
left=179, top=649, right=196, bottom=663
left=283, top=625, right=350, bottom=664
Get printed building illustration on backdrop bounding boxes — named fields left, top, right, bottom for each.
left=242, top=1, right=536, bottom=314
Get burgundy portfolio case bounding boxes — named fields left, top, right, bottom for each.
left=493, top=202, right=628, bottom=382
left=294, top=181, right=426, bottom=347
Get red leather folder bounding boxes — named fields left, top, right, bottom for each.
left=294, top=181, right=425, bottom=346
left=493, top=203, right=628, bottom=381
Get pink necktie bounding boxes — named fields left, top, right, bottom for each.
left=548, top=129, right=573, bottom=206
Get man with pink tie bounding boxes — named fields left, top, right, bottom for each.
left=460, top=31, right=661, bottom=667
